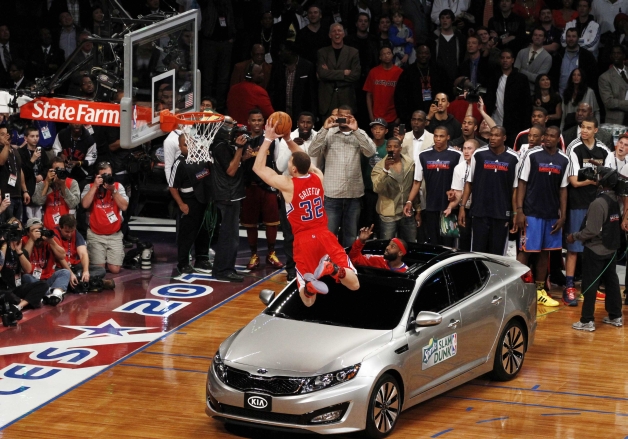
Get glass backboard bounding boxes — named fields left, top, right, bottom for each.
left=121, top=10, right=199, bottom=148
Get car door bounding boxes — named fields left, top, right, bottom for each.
left=404, top=269, right=462, bottom=399
left=447, top=260, right=504, bottom=369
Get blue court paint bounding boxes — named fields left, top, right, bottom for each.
left=466, top=407, right=473, bottom=411
left=176, top=332, right=187, bottom=334
left=431, top=428, right=454, bottom=437
left=476, top=417, right=509, bottom=424
left=531, top=385, right=540, bottom=390
left=541, top=413, right=581, bottom=416
left=469, top=382, right=628, bottom=402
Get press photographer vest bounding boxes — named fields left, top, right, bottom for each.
left=580, top=192, right=621, bottom=251
left=88, top=182, right=123, bottom=235
left=43, top=179, right=75, bottom=230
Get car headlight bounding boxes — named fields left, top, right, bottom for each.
left=299, top=364, right=360, bottom=394
left=212, top=350, right=227, bottom=383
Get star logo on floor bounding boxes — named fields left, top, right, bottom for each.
left=60, top=318, right=157, bottom=339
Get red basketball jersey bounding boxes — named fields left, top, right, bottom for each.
left=287, top=173, right=327, bottom=235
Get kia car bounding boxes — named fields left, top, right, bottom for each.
left=205, top=241, right=537, bottom=437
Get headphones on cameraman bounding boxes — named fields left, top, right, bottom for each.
left=245, top=62, right=255, bottom=80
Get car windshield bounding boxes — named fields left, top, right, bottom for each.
left=263, top=272, right=415, bottom=330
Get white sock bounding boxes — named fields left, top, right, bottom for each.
left=52, top=288, right=64, bottom=298
left=16, top=304, right=23, bottom=311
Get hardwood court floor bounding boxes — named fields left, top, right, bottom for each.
left=3, top=276, right=627, bottom=439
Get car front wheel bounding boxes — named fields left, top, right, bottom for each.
left=365, top=374, right=401, bottom=438
left=491, top=319, right=527, bottom=381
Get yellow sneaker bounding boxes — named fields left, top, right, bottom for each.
left=246, top=254, right=260, bottom=270
left=537, top=289, right=560, bottom=307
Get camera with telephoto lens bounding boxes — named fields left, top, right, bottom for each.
left=54, top=168, right=70, bottom=179
left=1, top=293, right=22, bottom=327
left=39, top=228, right=55, bottom=239
left=465, top=84, right=487, bottom=103
left=231, top=125, right=251, bottom=147
left=577, top=165, right=628, bottom=195
left=101, top=173, right=115, bottom=185
left=0, top=223, right=23, bottom=243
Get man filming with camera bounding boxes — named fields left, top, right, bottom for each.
left=81, top=161, right=129, bottom=274
left=32, top=157, right=80, bottom=230
left=567, top=167, right=624, bottom=331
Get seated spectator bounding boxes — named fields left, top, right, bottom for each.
left=22, top=217, right=72, bottom=306
left=533, top=74, right=563, bottom=127
left=19, top=126, right=50, bottom=219
left=226, top=63, right=274, bottom=127
left=514, top=28, right=553, bottom=94
left=389, top=11, right=416, bottom=67
left=80, top=161, right=129, bottom=274
left=349, top=224, right=409, bottom=272
left=54, top=213, right=115, bottom=291
left=553, top=0, right=578, bottom=30
left=52, top=124, right=97, bottom=188
left=230, top=44, right=272, bottom=90
left=32, top=157, right=80, bottom=230
left=562, top=68, right=600, bottom=131
left=560, top=0, right=601, bottom=58
left=426, top=93, right=463, bottom=140
left=371, top=137, right=417, bottom=242
left=598, top=45, right=628, bottom=126
left=0, top=218, right=49, bottom=313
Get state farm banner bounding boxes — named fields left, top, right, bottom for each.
left=20, top=98, right=121, bottom=127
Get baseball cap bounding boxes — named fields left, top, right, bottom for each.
left=369, top=118, right=388, bottom=128
left=25, top=218, right=43, bottom=229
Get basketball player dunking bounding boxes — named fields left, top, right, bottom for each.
left=253, top=121, right=360, bottom=306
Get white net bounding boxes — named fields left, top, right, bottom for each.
left=179, top=114, right=224, bottom=164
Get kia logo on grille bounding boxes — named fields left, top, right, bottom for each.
left=248, top=396, right=268, bottom=409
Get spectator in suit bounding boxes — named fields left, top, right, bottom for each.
left=29, top=28, right=65, bottom=80
left=563, top=102, right=614, bottom=148
left=598, top=45, right=628, bottom=125
left=230, top=44, right=272, bottom=90
left=316, top=23, right=361, bottom=120
left=268, top=41, right=317, bottom=125
left=456, top=35, right=490, bottom=88
left=7, top=60, right=33, bottom=90
left=295, top=4, right=331, bottom=66
left=0, top=25, right=24, bottom=88
left=514, top=28, right=553, bottom=94
left=226, top=63, right=274, bottom=126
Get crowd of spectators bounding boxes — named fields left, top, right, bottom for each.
left=1, top=0, right=628, bottom=316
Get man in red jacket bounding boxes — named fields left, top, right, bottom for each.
left=80, top=162, right=129, bottom=274
left=226, top=63, right=274, bottom=126
left=348, top=224, right=408, bottom=272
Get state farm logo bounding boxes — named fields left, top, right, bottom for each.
left=20, top=98, right=121, bottom=126
left=247, top=396, right=268, bottom=409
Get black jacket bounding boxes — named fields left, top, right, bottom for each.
left=549, top=46, right=599, bottom=94
left=394, top=62, right=447, bottom=124
left=485, top=68, right=532, bottom=144
left=19, top=147, right=50, bottom=195
left=56, top=127, right=96, bottom=182
left=28, top=45, right=66, bottom=79
left=210, top=138, right=245, bottom=202
left=268, top=58, right=317, bottom=126
left=456, top=56, right=491, bottom=90
left=488, top=12, right=528, bottom=55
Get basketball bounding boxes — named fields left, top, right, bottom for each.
left=268, top=111, right=293, bottom=136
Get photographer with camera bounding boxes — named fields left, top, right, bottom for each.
left=0, top=219, right=49, bottom=325
left=22, top=218, right=72, bottom=306
left=80, top=161, right=129, bottom=275
left=51, top=124, right=97, bottom=189
left=567, top=167, right=624, bottom=331
left=32, top=157, right=80, bottom=231
left=19, top=126, right=50, bottom=220
left=53, top=214, right=115, bottom=292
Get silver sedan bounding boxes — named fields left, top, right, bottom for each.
left=206, top=242, right=537, bottom=437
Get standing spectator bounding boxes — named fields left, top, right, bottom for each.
left=533, top=74, right=563, bottom=127
left=456, top=35, right=490, bottom=88
left=401, top=0, right=432, bottom=45
left=239, top=110, right=284, bottom=271
left=49, top=0, right=92, bottom=30
left=32, top=157, right=80, bottom=231
left=552, top=27, right=598, bottom=96
left=562, top=68, right=600, bottom=130
left=295, top=5, right=331, bottom=66
left=512, top=0, right=545, bottom=33
left=198, top=0, right=235, bottom=111
left=0, top=25, right=24, bottom=88
left=444, top=138, right=481, bottom=251
left=591, top=0, right=628, bottom=36
left=377, top=15, right=392, bottom=48
left=0, top=125, right=29, bottom=223
left=230, top=44, right=272, bottom=90
left=57, top=12, right=79, bottom=62
left=515, top=125, right=568, bottom=307
left=316, top=23, right=361, bottom=120
left=598, top=45, right=628, bottom=125
left=459, top=126, right=520, bottom=255
left=29, top=28, right=65, bottom=80
left=599, top=14, right=628, bottom=67
left=452, top=115, right=489, bottom=148
left=80, top=162, right=129, bottom=275
left=389, top=11, right=416, bottom=67
left=476, top=26, right=502, bottom=69
left=372, top=137, right=417, bottom=242
left=52, top=124, right=97, bottom=190
left=613, top=133, right=628, bottom=170
left=514, top=107, right=567, bottom=153
left=395, top=45, right=444, bottom=120
left=363, top=46, right=403, bottom=125
left=553, top=0, right=578, bottom=30
left=209, top=121, right=246, bottom=282
left=360, top=118, right=389, bottom=234
left=7, top=60, right=32, bottom=90
left=268, top=41, right=317, bottom=124
left=19, top=127, right=50, bottom=220
left=431, top=9, right=466, bottom=91
left=405, top=127, right=462, bottom=245
left=561, top=0, right=601, bottom=58
left=485, top=49, right=532, bottom=146
left=401, top=110, right=435, bottom=161
left=488, top=0, right=528, bottom=55
left=226, top=63, right=274, bottom=126
left=514, top=28, right=553, bottom=94
left=425, top=93, right=463, bottom=140
left=563, top=102, right=614, bottom=148
left=255, top=12, right=281, bottom=63
left=309, top=106, right=376, bottom=246
left=539, top=7, right=562, bottom=54
left=431, top=0, right=472, bottom=27
left=563, top=116, right=615, bottom=305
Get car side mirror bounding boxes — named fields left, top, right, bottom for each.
left=414, top=311, right=442, bottom=328
left=259, top=289, right=275, bottom=306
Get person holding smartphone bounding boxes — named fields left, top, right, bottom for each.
left=19, top=127, right=50, bottom=220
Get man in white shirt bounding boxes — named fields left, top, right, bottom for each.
left=398, top=110, right=433, bottom=212
left=561, top=0, right=601, bottom=58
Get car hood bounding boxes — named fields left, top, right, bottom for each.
left=223, top=313, right=392, bottom=374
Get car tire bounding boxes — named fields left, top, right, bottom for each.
left=364, top=374, right=402, bottom=438
left=491, top=319, right=527, bottom=381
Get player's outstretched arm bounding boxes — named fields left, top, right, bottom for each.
left=253, top=121, right=293, bottom=194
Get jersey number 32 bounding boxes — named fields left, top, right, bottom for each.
left=299, top=196, right=323, bottom=221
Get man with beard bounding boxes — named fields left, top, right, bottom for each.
left=348, top=224, right=408, bottom=272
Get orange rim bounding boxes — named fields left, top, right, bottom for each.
left=159, top=110, right=225, bottom=132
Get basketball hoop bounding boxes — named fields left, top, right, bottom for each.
left=160, top=110, right=225, bottom=164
